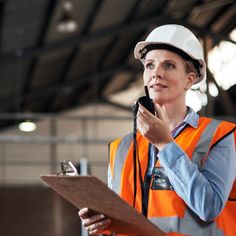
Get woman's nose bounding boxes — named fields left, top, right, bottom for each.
left=152, top=65, right=162, bottom=79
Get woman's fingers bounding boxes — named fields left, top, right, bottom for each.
left=138, top=103, right=154, bottom=120
left=78, top=207, right=89, bottom=219
left=87, top=218, right=111, bottom=235
left=137, top=103, right=173, bottom=148
left=78, top=208, right=111, bottom=235
left=154, top=103, right=168, bottom=122
left=82, top=213, right=105, bottom=227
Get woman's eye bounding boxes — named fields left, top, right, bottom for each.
left=145, top=62, right=154, bottom=69
left=165, top=62, right=175, bottom=69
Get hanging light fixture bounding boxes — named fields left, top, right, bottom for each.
left=57, top=1, right=77, bottom=33
left=18, top=120, right=37, bottom=132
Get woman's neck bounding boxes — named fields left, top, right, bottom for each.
left=158, top=102, right=188, bottom=131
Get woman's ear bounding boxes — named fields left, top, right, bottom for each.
left=185, top=72, right=196, bottom=90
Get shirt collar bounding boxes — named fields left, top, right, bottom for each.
left=184, top=106, right=199, bottom=129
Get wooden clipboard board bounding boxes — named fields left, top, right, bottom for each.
left=41, top=175, right=164, bottom=236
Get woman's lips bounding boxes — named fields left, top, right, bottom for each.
left=150, top=83, right=167, bottom=90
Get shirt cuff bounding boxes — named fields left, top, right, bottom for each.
left=158, top=141, right=185, bottom=167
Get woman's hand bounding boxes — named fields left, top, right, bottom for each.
left=78, top=208, right=111, bottom=235
left=137, top=103, right=173, bottom=150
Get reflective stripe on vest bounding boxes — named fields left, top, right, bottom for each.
left=112, top=133, right=133, bottom=194
left=150, top=210, right=224, bottom=236
left=191, top=119, right=222, bottom=165
left=109, top=117, right=236, bottom=236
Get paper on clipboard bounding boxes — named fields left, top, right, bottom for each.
left=40, top=175, right=164, bottom=236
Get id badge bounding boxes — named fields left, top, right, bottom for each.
left=151, top=167, right=173, bottom=190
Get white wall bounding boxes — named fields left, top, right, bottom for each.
left=0, top=103, right=133, bottom=185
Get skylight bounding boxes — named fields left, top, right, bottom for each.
left=208, top=28, right=236, bottom=90
left=187, top=28, right=236, bottom=112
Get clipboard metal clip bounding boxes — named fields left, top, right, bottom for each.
left=57, top=160, right=78, bottom=176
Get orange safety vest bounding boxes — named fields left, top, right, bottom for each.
left=108, top=117, right=236, bottom=236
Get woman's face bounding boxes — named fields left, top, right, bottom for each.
left=143, top=49, right=194, bottom=105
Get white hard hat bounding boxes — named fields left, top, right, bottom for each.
left=134, top=24, right=206, bottom=84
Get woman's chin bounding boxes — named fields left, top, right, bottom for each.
left=151, top=96, right=165, bottom=104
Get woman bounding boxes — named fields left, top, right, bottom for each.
left=79, top=24, right=236, bottom=236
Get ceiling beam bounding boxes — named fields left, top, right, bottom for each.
left=0, top=1, right=5, bottom=47
left=21, top=0, right=59, bottom=111
left=71, top=0, right=142, bottom=105
left=97, top=0, right=142, bottom=70
left=0, top=63, right=138, bottom=108
left=109, top=0, right=170, bottom=93
left=0, top=13, right=235, bottom=64
left=205, top=4, right=232, bottom=29
left=45, top=0, right=105, bottom=111
left=98, top=97, right=132, bottom=112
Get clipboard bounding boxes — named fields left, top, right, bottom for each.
left=41, top=175, right=164, bottom=236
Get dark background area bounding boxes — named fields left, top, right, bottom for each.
left=0, top=186, right=80, bottom=236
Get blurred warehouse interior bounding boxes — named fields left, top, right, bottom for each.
left=0, top=0, right=236, bottom=235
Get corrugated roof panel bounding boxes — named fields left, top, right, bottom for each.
left=1, top=0, right=48, bottom=52
left=90, top=0, right=137, bottom=31
left=30, top=48, right=72, bottom=90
